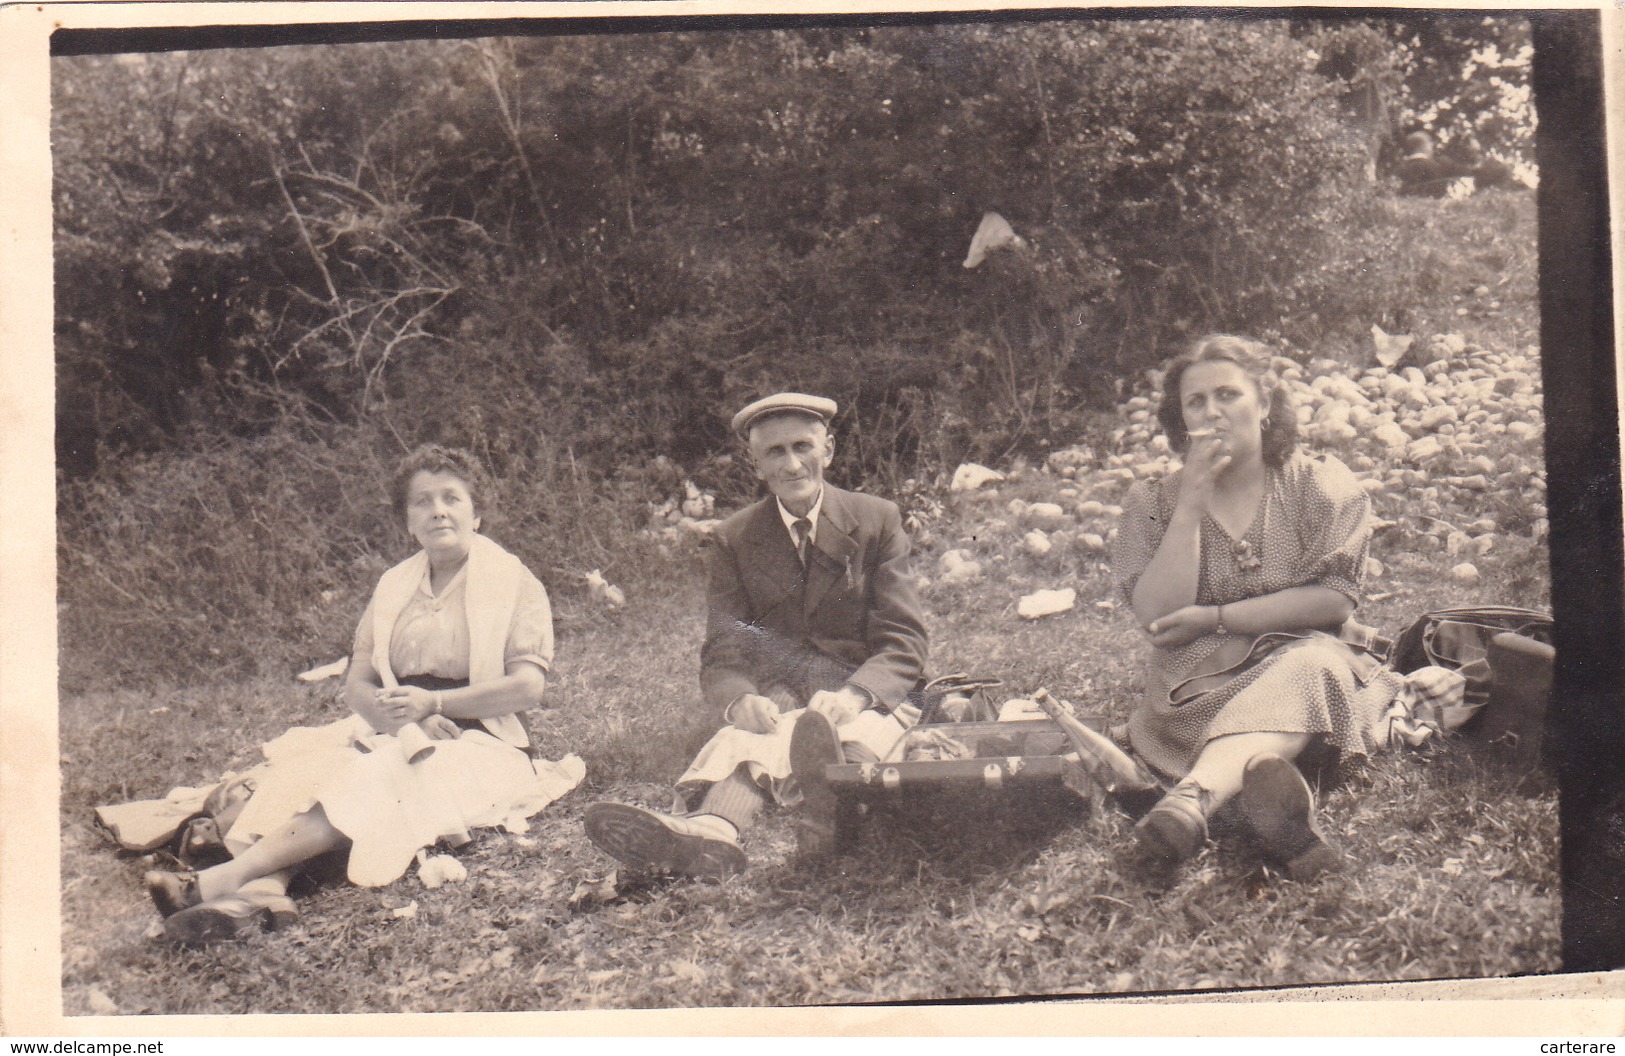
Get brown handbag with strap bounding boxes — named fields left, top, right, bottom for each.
left=1388, top=605, right=1554, bottom=708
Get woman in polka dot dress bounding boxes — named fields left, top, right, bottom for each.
left=1110, top=335, right=1403, bottom=879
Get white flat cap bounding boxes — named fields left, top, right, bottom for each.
left=731, top=392, right=838, bottom=438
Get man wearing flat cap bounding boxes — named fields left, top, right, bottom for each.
left=585, top=392, right=929, bottom=878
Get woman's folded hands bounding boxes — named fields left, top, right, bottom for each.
left=421, top=714, right=463, bottom=740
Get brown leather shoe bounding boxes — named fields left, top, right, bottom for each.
left=583, top=802, right=747, bottom=880
left=1133, top=780, right=1213, bottom=863
left=145, top=870, right=202, bottom=918
left=1236, top=753, right=1345, bottom=882
left=163, top=891, right=298, bottom=946
left=789, top=710, right=844, bottom=859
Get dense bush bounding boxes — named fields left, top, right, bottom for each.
left=56, top=200, right=1541, bottom=692
left=57, top=426, right=389, bottom=687
left=53, top=21, right=1411, bottom=476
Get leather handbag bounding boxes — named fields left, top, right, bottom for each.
left=1388, top=605, right=1554, bottom=709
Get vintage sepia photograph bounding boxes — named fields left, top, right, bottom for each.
left=11, top=0, right=1618, bottom=1027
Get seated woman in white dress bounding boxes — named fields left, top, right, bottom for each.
left=144, top=445, right=562, bottom=943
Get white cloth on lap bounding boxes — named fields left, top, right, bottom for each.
left=678, top=707, right=906, bottom=805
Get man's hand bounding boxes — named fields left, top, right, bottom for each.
left=806, top=686, right=868, bottom=727
left=730, top=694, right=781, bottom=734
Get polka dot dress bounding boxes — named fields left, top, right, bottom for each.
left=1112, top=452, right=1404, bottom=780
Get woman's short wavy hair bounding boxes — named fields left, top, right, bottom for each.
left=1156, top=334, right=1300, bottom=468
left=389, top=444, right=492, bottom=526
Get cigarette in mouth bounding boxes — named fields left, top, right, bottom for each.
left=1188, top=429, right=1216, bottom=439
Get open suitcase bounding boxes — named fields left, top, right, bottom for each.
left=809, top=677, right=1140, bottom=854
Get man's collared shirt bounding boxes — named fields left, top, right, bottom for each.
left=775, top=487, right=825, bottom=551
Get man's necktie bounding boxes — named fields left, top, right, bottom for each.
left=793, top=517, right=813, bottom=566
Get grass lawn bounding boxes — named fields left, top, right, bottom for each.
left=57, top=556, right=1560, bottom=1014
left=57, top=192, right=1561, bottom=1014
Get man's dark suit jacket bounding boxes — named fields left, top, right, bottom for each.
left=699, top=484, right=928, bottom=715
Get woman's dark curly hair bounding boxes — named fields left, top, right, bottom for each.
left=1156, top=334, right=1300, bottom=469
left=389, top=444, right=492, bottom=526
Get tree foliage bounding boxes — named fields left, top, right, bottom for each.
left=1385, top=15, right=1535, bottom=162
left=51, top=17, right=1537, bottom=687
left=55, top=18, right=1502, bottom=480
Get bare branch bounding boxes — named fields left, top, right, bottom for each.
left=276, top=285, right=452, bottom=371
left=360, top=288, right=456, bottom=407
left=282, top=168, right=388, bottom=214
left=270, top=151, right=345, bottom=313
left=473, top=40, right=556, bottom=254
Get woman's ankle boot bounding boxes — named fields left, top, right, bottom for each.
left=1133, top=779, right=1214, bottom=863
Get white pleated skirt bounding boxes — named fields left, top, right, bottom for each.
left=227, top=717, right=578, bottom=886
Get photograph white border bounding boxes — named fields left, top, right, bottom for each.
left=3, top=0, right=1622, bottom=1038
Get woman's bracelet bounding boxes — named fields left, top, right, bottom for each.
left=1214, top=605, right=1228, bottom=637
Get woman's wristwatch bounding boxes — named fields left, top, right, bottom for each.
left=1214, top=604, right=1228, bottom=637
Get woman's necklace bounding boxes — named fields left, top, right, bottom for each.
left=1213, top=462, right=1266, bottom=574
